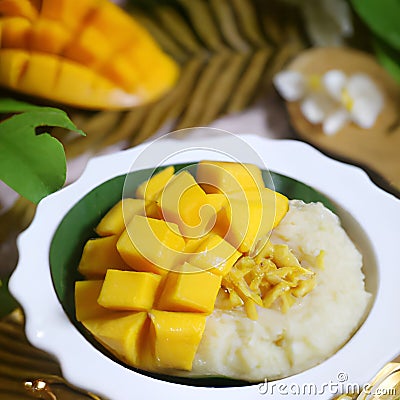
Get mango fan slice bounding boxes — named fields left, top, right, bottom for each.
left=0, top=0, right=180, bottom=109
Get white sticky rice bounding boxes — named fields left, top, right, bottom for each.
left=190, top=200, right=371, bottom=382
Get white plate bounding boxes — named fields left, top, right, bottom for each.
left=9, top=133, right=400, bottom=400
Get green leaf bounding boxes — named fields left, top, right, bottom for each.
left=351, top=0, right=400, bottom=51
left=373, top=36, right=400, bottom=84
left=0, top=278, right=19, bottom=318
left=0, top=99, right=85, bottom=204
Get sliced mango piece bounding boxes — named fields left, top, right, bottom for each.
left=149, top=310, right=206, bottom=371
left=78, top=235, right=128, bottom=279
left=213, top=187, right=289, bottom=253
left=75, top=280, right=108, bottom=321
left=135, top=166, right=175, bottom=202
left=82, top=311, right=148, bottom=367
left=18, top=52, right=59, bottom=97
left=205, top=193, right=228, bottom=214
left=1, top=16, right=30, bottom=48
left=117, top=215, right=185, bottom=275
left=28, top=18, right=71, bottom=54
left=196, top=160, right=265, bottom=194
left=85, top=0, right=139, bottom=49
left=186, top=233, right=241, bottom=276
left=0, top=0, right=38, bottom=21
left=0, top=48, right=28, bottom=88
left=95, top=198, right=146, bottom=237
left=97, top=269, right=162, bottom=311
left=62, top=26, right=113, bottom=67
left=156, top=263, right=222, bottom=313
left=40, top=0, right=99, bottom=31
left=158, top=171, right=217, bottom=238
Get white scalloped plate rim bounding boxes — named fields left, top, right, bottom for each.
left=9, top=134, right=400, bottom=400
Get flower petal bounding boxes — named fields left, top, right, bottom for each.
left=323, top=70, right=347, bottom=101
left=323, top=108, right=350, bottom=135
left=351, top=97, right=383, bottom=129
left=273, top=71, right=306, bottom=101
left=300, top=93, right=336, bottom=124
left=346, top=73, right=383, bottom=102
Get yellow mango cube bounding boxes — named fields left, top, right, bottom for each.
left=78, top=235, right=128, bottom=279
left=40, top=0, right=98, bottom=31
left=213, top=187, right=289, bottom=253
left=18, top=52, right=59, bottom=98
left=117, top=215, right=185, bottom=275
left=0, top=49, right=29, bottom=88
left=0, top=0, right=38, bottom=21
left=157, top=263, right=222, bottom=313
left=135, top=166, right=175, bottom=202
left=62, top=26, right=113, bottom=67
left=205, top=193, right=228, bottom=213
left=95, top=198, right=146, bottom=237
left=75, top=280, right=108, bottom=322
left=28, top=18, right=71, bottom=54
left=186, top=233, right=241, bottom=276
left=1, top=17, right=31, bottom=48
left=196, top=160, right=265, bottom=194
left=82, top=311, right=148, bottom=367
left=149, top=310, right=206, bottom=371
left=158, top=171, right=217, bottom=238
left=97, top=270, right=162, bottom=311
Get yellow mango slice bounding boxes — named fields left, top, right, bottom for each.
left=95, top=198, right=146, bottom=237
left=78, top=235, right=128, bottom=279
left=158, top=171, right=217, bottom=238
left=148, top=310, right=206, bottom=371
left=144, top=201, right=162, bottom=219
left=82, top=311, right=148, bottom=367
left=28, top=18, right=71, bottom=54
left=62, top=26, right=113, bottom=67
left=213, top=188, right=289, bottom=253
left=186, top=233, right=241, bottom=276
left=117, top=215, right=185, bottom=275
left=196, top=160, right=265, bottom=194
left=0, top=0, right=38, bottom=21
left=98, top=269, right=162, bottom=311
left=135, top=166, right=175, bottom=202
left=85, top=0, right=142, bottom=50
left=205, top=193, right=228, bottom=214
left=1, top=16, right=30, bottom=48
left=156, top=263, right=222, bottom=313
left=40, top=0, right=99, bottom=31
left=0, top=48, right=28, bottom=88
left=75, top=280, right=108, bottom=321
left=18, top=52, right=58, bottom=97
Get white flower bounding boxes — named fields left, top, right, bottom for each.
left=273, top=69, right=384, bottom=135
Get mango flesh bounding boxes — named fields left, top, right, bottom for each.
left=0, top=0, right=180, bottom=109
left=135, top=166, right=175, bottom=202
left=98, top=269, right=162, bottom=311
left=75, top=280, right=107, bottom=321
left=95, top=198, right=146, bottom=237
left=82, top=311, right=148, bottom=366
left=117, top=215, right=185, bottom=275
left=156, top=263, right=222, bottom=313
left=78, top=235, right=128, bottom=279
left=158, top=171, right=217, bottom=238
left=186, top=233, right=241, bottom=276
left=196, top=160, right=265, bottom=194
left=213, top=188, right=289, bottom=253
left=149, top=310, right=206, bottom=371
